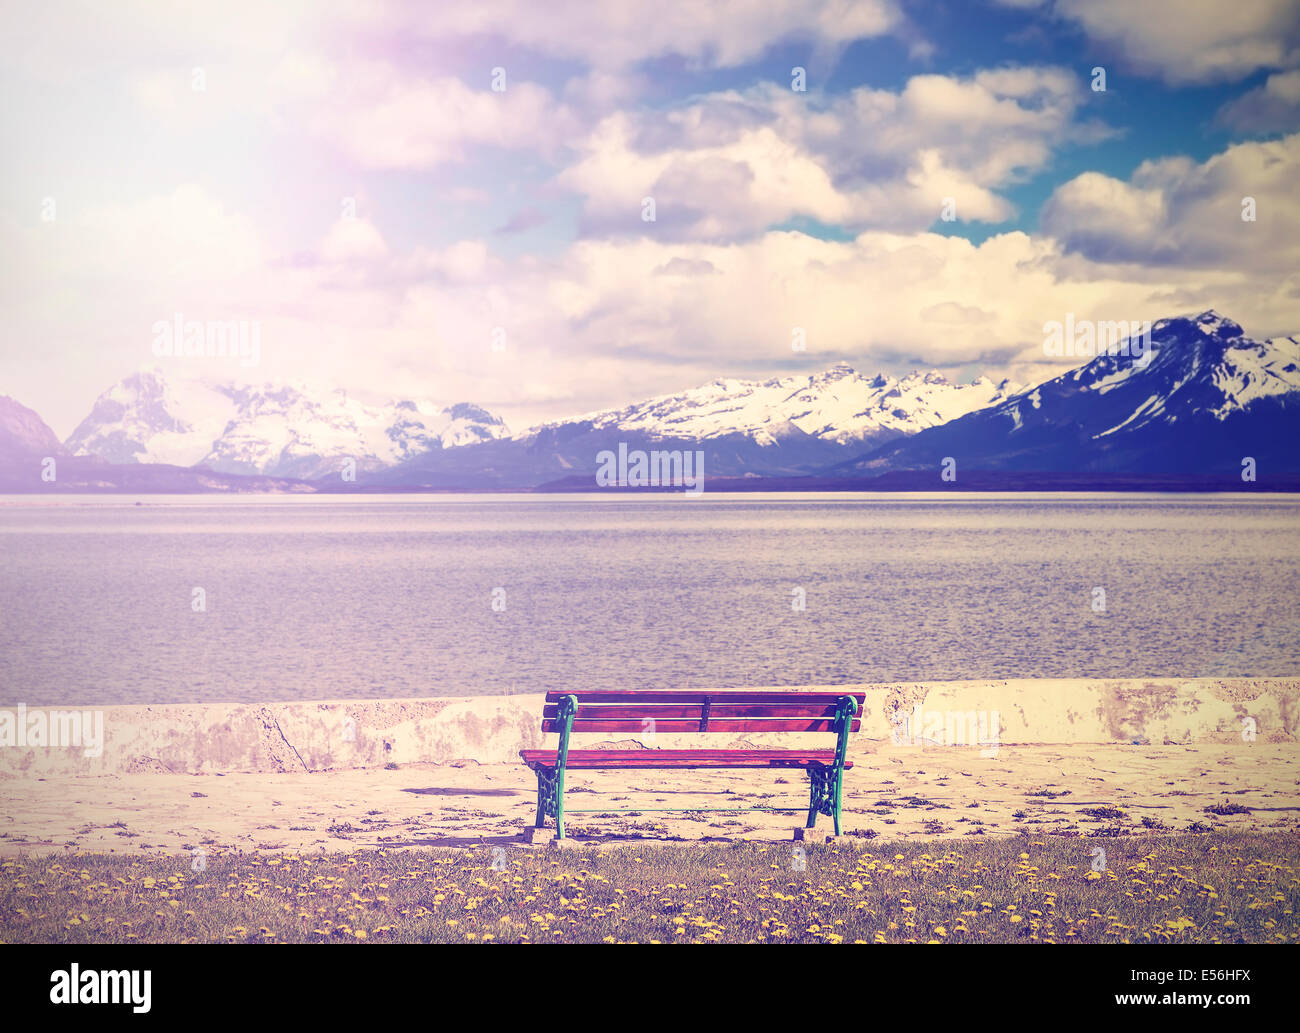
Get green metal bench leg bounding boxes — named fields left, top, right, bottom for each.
left=534, top=771, right=548, bottom=828
left=805, top=695, right=856, bottom=836
left=533, top=695, right=577, bottom=838
left=832, top=765, right=844, bottom=836
left=806, top=764, right=832, bottom=831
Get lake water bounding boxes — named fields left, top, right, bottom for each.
left=1, top=493, right=1298, bottom=706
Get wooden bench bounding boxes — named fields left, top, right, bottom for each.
left=520, top=690, right=865, bottom=839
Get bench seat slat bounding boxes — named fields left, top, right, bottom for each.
left=540, top=718, right=861, bottom=733
left=520, top=748, right=853, bottom=771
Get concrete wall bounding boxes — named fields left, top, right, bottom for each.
left=0, top=678, right=1295, bottom=778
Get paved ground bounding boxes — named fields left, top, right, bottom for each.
left=3, top=741, right=1296, bottom=856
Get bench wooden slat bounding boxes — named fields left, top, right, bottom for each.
left=542, top=702, right=854, bottom=720
left=525, top=689, right=862, bottom=837
left=521, top=748, right=854, bottom=771
left=541, top=718, right=861, bottom=733
left=543, top=690, right=866, bottom=705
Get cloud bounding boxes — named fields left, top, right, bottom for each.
left=359, top=224, right=1296, bottom=425
left=0, top=0, right=904, bottom=83
left=5, top=2, right=1299, bottom=439
left=10, top=178, right=1300, bottom=438
left=560, top=69, right=1105, bottom=240
left=388, top=0, right=903, bottom=69
left=653, top=257, right=720, bottom=276
left=63, top=185, right=267, bottom=285
left=0, top=0, right=317, bottom=79
left=283, top=62, right=584, bottom=170
left=998, top=0, right=1300, bottom=84
left=1041, top=133, right=1300, bottom=272
left=320, top=217, right=389, bottom=264
left=495, top=208, right=549, bottom=235
left=920, top=302, right=996, bottom=325
left=1217, top=69, right=1300, bottom=132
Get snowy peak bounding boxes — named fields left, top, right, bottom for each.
left=850, top=309, right=1300, bottom=477
left=65, top=368, right=238, bottom=466
left=1061, top=311, right=1300, bottom=433
left=1188, top=309, right=1244, bottom=340
left=1206, top=333, right=1300, bottom=415
left=66, top=369, right=508, bottom=479
left=537, top=364, right=1022, bottom=447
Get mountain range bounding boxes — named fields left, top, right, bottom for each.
left=63, top=368, right=509, bottom=480
left=0, top=394, right=310, bottom=493
left=364, top=364, right=1023, bottom=489
left=3, top=309, right=1297, bottom=491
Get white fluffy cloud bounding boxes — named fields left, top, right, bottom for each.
left=1218, top=69, right=1300, bottom=131
left=5, top=3, right=1299, bottom=441
left=386, top=0, right=902, bottom=69
left=1041, top=133, right=1300, bottom=272
left=1001, top=0, right=1300, bottom=84
left=273, top=59, right=585, bottom=171
left=1, top=0, right=904, bottom=77
left=15, top=167, right=1298, bottom=440
left=561, top=69, right=1104, bottom=239
left=263, top=62, right=1102, bottom=232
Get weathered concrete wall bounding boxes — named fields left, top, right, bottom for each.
left=873, top=678, right=1298, bottom=746
left=0, top=678, right=1295, bottom=778
left=0, top=696, right=547, bottom=777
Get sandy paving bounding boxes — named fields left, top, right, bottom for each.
left=2, top=741, right=1296, bottom=856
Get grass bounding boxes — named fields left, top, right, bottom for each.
left=1206, top=802, right=1253, bottom=816
left=1, top=831, right=1297, bottom=944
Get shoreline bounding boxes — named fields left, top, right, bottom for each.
left=7, top=483, right=1300, bottom=496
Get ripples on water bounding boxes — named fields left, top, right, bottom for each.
left=1, top=493, right=1297, bottom=705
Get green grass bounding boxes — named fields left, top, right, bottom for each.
left=2, top=831, right=1297, bottom=943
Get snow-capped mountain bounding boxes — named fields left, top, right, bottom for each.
left=45, top=310, right=1300, bottom=490
left=529, top=364, right=1021, bottom=449
left=372, top=364, right=1023, bottom=488
left=196, top=385, right=507, bottom=480
left=65, top=374, right=243, bottom=467
left=0, top=393, right=308, bottom=492
left=65, top=368, right=509, bottom=480
left=842, top=311, right=1300, bottom=475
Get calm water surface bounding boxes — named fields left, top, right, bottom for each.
left=1, top=493, right=1297, bottom=706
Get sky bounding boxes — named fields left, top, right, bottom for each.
left=2, top=0, right=1299, bottom=439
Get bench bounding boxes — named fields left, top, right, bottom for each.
left=520, top=690, right=865, bottom=839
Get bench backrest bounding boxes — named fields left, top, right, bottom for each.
left=541, top=691, right=865, bottom=734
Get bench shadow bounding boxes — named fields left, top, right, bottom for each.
left=390, top=829, right=781, bottom=846
left=562, top=832, right=775, bottom=844
left=402, top=787, right=520, bottom=797
left=565, top=833, right=690, bottom=844
left=571, top=788, right=755, bottom=796
left=386, top=833, right=525, bottom=848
